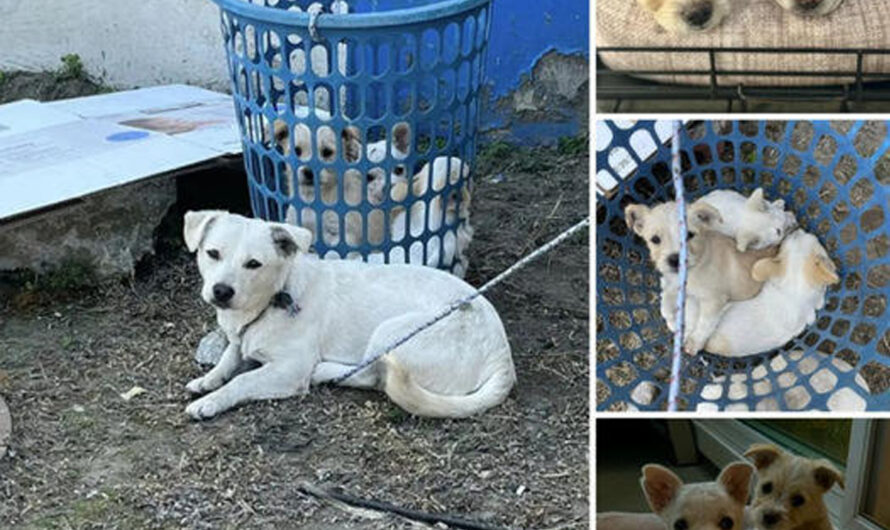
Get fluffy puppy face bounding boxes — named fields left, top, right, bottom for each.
left=641, top=462, right=753, bottom=530
left=751, top=229, right=839, bottom=288
left=771, top=0, right=845, bottom=16
left=745, top=444, right=844, bottom=530
left=625, top=200, right=723, bottom=275
left=183, top=211, right=312, bottom=312
left=637, top=0, right=731, bottom=33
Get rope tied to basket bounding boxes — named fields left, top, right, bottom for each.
left=668, top=120, right=688, bottom=413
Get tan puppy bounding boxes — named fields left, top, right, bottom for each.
left=637, top=0, right=731, bottom=33
left=745, top=444, right=844, bottom=530
left=626, top=200, right=777, bottom=353
left=641, top=462, right=754, bottom=530
left=771, top=0, right=845, bottom=16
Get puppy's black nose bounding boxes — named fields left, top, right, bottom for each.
left=667, top=253, right=680, bottom=270
left=300, top=167, right=315, bottom=184
left=795, top=0, right=821, bottom=11
left=213, top=283, right=235, bottom=304
left=762, top=513, right=781, bottom=527
left=684, top=3, right=713, bottom=27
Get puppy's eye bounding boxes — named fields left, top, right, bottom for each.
left=295, top=146, right=303, bottom=157
left=651, top=236, right=661, bottom=245
left=674, top=519, right=688, bottom=530
left=321, top=147, right=334, bottom=159
left=394, top=166, right=405, bottom=176
left=687, top=231, right=695, bottom=240
left=776, top=228, right=782, bottom=236
left=719, top=516, right=734, bottom=529
left=206, top=249, right=220, bottom=260
left=244, top=259, right=262, bottom=269
left=791, top=494, right=805, bottom=507
left=762, top=482, right=773, bottom=495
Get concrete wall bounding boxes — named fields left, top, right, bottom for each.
left=0, top=0, right=588, bottom=144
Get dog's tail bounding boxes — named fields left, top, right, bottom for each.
left=381, top=354, right=515, bottom=418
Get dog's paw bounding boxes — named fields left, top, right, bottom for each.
left=185, top=396, right=222, bottom=420
left=186, top=374, right=223, bottom=394
left=684, top=336, right=704, bottom=356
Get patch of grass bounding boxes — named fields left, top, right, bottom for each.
left=42, top=258, right=99, bottom=291
left=558, top=135, right=588, bottom=156
left=56, top=53, right=86, bottom=81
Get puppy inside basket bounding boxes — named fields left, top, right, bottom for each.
left=625, top=187, right=840, bottom=357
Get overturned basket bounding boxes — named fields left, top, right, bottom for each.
left=596, top=120, right=890, bottom=411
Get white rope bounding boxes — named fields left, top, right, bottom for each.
left=325, top=217, right=590, bottom=385
left=668, top=121, right=688, bottom=412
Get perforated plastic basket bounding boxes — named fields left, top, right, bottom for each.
left=596, top=120, right=890, bottom=412
left=210, top=0, right=491, bottom=274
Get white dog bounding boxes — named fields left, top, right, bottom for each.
left=705, top=229, right=839, bottom=356
left=696, top=189, right=797, bottom=252
left=636, top=0, right=731, bottom=33
left=182, top=210, right=514, bottom=420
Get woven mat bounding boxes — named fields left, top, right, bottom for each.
left=597, top=0, right=890, bottom=86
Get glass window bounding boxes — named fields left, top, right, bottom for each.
left=864, top=422, right=890, bottom=528
left=743, top=420, right=851, bottom=465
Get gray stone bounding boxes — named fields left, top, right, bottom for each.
left=195, top=328, right=228, bottom=366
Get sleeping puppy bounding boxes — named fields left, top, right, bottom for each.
left=182, top=210, right=515, bottom=420
left=745, top=444, right=844, bottom=530
left=626, top=200, right=778, bottom=354
left=641, top=462, right=753, bottom=530
left=771, top=0, right=845, bottom=16
left=705, top=229, right=839, bottom=356
left=696, top=189, right=797, bottom=252
left=637, top=0, right=731, bottom=33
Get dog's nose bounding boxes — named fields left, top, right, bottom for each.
left=300, top=167, right=315, bottom=184
left=795, top=0, right=822, bottom=11
left=684, top=2, right=713, bottom=27
left=667, top=253, right=680, bottom=270
left=212, top=283, right=235, bottom=304
left=762, top=513, right=781, bottom=527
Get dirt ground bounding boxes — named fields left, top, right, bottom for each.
left=0, top=135, right=589, bottom=527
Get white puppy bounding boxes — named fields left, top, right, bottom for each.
left=705, top=229, right=839, bottom=356
left=696, top=188, right=797, bottom=252
left=182, top=211, right=515, bottom=420
left=771, top=0, right=845, bottom=16
left=637, top=0, right=731, bottom=33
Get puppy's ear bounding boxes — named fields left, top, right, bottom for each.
left=341, top=126, right=362, bottom=163
left=392, top=122, right=412, bottom=158
left=752, top=256, right=784, bottom=282
left=270, top=224, right=313, bottom=256
left=744, top=444, right=783, bottom=470
left=689, top=202, right=723, bottom=229
left=812, top=253, right=840, bottom=286
left=625, top=204, right=649, bottom=236
left=773, top=199, right=786, bottom=210
left=183, top=210, right=226, bottom=252
left=813, top=460, right=844, bottom=491
left=641, top=464, right=683, bottom=515
left=747, top=188, right=767, bottom=212
left=718, top=462, right=754, bottom=505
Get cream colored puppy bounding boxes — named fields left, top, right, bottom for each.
left=705, top=229, right=839, bottom=356
left=745, top=444, right=844, bottom=530
left=771, top=0, right=845, bottom=16
left=637, top=0, right=731, bottom=33
left=626, top=200, right=777, bottom=354
left=697, top=189, right=797, bottom=252
left=182, top=210, right=514, bottom=420
left=641, top=462, right=753, bottom=530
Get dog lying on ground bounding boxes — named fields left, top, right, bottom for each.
left=745, top=444, right=844, bottom=530
left=697, top=189, right=797, bottom=252
left=182, top=210, right=515, bottom=420
left=642, top=462, right=754, bottom=530
left=626, top=200, right=777, bottom=354
left=705, top=229, right=839, bottom=356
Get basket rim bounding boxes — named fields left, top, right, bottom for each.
left=209, top=0, right=491, bottom=29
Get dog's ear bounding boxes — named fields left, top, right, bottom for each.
left=744, top=444, right=783, bottom=470
left=752, top=256, right=784, bottom=282
left=773, top=198, right=786, bottom=210
left=718, top=462, right=754, bottom=505
left=813, top=460, right=844, bottom=491
left=270, top=224, right=313, bottom=257
left=641, top=464, right=683, bottom=515
left=183, top=210, right=226, bottom=252
left=625, top=204, right=650, bottom=236
left=747, top=188, right=768, bottom=212
left=689, top=202, right=723, bottom=229
left=392, top=122, right=412, bottom=158
left=341, top=126, right=362, bottom=163
left=811, top=253, right=840, bottom=286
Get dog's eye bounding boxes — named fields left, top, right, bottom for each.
left=674, top=519, right=688, bottom=530
left=791, top=494, right=805, bottom=507
left=394, top=166, right=405, bottom=176
left=650, top=236, right=661, bottom=245
left=687, top=231, right=695, bottom=241
left=776, top=228, right=782, bottom=236
left=244, top=259, right=263, bottom=270
left=295, top=146, right=303, bottom=157
left=206, top=249, right=220, bottom=260
left=719, top=516, right=734, bottom=529
left=762, top=482, right=773, bottom=495
left=321, top=147, right=334, bottom=159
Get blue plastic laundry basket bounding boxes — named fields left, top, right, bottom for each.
left=596, top=120, right=890, bottom=412
left=210, top=0, right=491, bottom=273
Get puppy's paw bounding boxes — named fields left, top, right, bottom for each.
left=186, top=375, right=222, bottom=394
left=684, top=336, right=705, bottom=356
left=185, top=396, right=222, bottom=420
